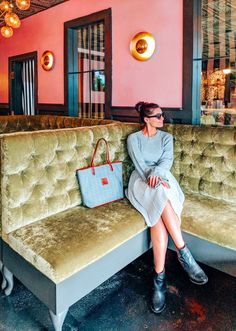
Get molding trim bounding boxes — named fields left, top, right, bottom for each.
left=37, top=104, right=67, bottom=115
left=0, top=103, right=67, bottom=116
left=1, top=103, right=185, bottom=123
left=111, top=106, right=184, bottom=124
left=0, top=103, right=10, bottom=115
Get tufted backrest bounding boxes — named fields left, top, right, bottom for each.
left=0, top=116, right=118, bottom=234
left=1, top=123, right=139, bottom=234
left=0, top=115, right=116, bottom=133
left=1, top=123, right=235, bottom=236
left=164, top=124, right=236, bottom=203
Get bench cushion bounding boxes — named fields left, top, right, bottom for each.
left=182, top=193, right=236, bottom=251
left=5, top=199, right=146, bottom=283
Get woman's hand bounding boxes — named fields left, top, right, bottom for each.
left=147, top=176, right=170, bottom=189
left=147, top=176, right=160, bottom=188
left=161, top=180, right=170, bottom=189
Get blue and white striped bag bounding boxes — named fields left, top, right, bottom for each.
left=76, top=138, right=124, bottom=208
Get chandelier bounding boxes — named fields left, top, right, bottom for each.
left=0, top=0, right=30, bottom=38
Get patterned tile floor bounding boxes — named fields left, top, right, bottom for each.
left=0, top=250, right=235, bottom=331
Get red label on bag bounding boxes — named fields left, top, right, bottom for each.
left=101, top=177, right=108, bottom=185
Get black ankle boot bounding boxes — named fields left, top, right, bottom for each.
left=151, top=270, right=166, bottom=314
left=177, top=246, right=208, bottom=285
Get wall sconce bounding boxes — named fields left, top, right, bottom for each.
left=41, top=51, right=54, bottom=71
left=130, top=32, right=155, bottom=61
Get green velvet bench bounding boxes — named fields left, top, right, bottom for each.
left=0, top=115, right=117, bottom=296
left=0, top=123, right=235, bottom=331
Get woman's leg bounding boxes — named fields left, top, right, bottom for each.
left=161, top=200, right=208, bottom=285
left=150, top=218, right=168, bottom=313
left=150, top=218, right=169, bottom=273
left=161, top=201, right=185, bottom=250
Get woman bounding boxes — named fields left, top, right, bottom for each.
left=126, top=102, right=208, bottom=314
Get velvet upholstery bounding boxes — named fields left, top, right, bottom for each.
left=6, top=200, right=146, bottom=283
left=182, top=194, right=236, bottom=250
left=0, top=115, right=118, bottom=235
left=164, top=124, right=236, bottom=203
left=0, top=115, right=116, bottom=134
left=1, top=123, right=139, bottom=234
left=1, top=123, right=235, bottom=283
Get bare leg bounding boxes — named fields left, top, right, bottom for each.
left=161, top=201, right=185, bottom=250
left=150, top=218, right=168, bottom=273
left=161, top=200, right=208, bottom=285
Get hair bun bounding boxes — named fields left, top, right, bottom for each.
left=135, top=101, right=145, bottom=113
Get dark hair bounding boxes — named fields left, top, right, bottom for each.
left=135, top=101, right=160, bottom=124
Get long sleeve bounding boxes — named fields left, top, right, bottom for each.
left=127, top=134, right=153, bottom=181
left=127, top=132, right=174, bottom=182
left=150, top=134, right=173, bottom=179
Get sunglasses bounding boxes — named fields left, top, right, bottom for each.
left=146, top=113, right=164, bottom=120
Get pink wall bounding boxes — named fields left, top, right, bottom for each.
left=0, top=0, right=183, bottom=107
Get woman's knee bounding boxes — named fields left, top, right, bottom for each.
left=162, top=200, right=180, bottom=221
left=151, top=218, right=165, bottom=232
left=150, top=219, right=168, bottom=243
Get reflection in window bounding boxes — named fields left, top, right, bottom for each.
left=200, top=0, right=236, bottom=126
left=68, top=22, right=105, bottom=118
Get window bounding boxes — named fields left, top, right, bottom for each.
left=65, top=9, right=112, bottom=118
left=199, top=0, right=236, bottom=126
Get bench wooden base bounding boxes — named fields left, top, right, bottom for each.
left=2, top=228, right=150, bottom=330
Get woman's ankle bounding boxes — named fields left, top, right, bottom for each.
left=176, top=242, right=185, bottom=250
left=154, top=267, right=165, bottom=274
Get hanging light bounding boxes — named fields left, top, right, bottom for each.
left=5, top=12, right=20, bottom=28
left=16, top=0, right=30, bottom=11
left=1, top=25, right=13, bottom=37
left=0, top=0, right=30, bottom=38
left=0, top=1, right=11, bottom=12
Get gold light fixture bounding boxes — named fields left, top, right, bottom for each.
left=130, top=32, right=156, bottom=61
left=0, top=0, right=30, bottom=38
left=41, top=51, right=55, bottom=71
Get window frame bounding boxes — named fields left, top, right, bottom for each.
left=182, top=0, right=202, bottom=125
left=64, top=8, right=112, bottom=118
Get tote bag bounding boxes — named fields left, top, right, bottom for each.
left=76, top=138, right=124, bottom=208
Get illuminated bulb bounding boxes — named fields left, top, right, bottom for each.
left=1, top=25, right=13, bottom=38
left=0, top=0, right=11, bottom=11
left=223, top=68, right=231, bottom=75
left=16, top=0, right=30, bottom=10
left=5, top=12, right=21, bottom=28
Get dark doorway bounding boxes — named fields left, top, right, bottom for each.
left=9, top=51, right=38, bottom=115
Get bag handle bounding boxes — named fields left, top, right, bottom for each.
left=91, top=138, right=113, bottom=174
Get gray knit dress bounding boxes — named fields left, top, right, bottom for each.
left=126, top=130, right=185, bottom=227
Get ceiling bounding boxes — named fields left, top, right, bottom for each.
left=12, top=0, right=69, bottom=20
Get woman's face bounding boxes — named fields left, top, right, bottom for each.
left=144, top=107, right=164, bottom=128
